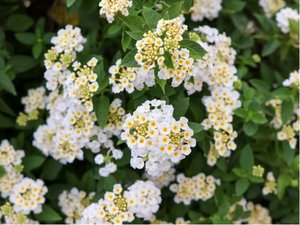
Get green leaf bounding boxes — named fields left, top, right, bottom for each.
left=40, top=159, right=63, bottom=181
left=164, top=52, right=174, bottom=69
left=277, top=173, right=292, bottom=199
left=0, top=165, right=6, bottom=178
left=0, top=114, right=14, bottom=128
left=262, top=39, right=281, bottom=57
left=23, top=155, right=46, bottom=172
left=154, top=67, right=166, bottom=94
left=165, top=1, right=184, bottom=19
left=289, top=19, right=299, bottom=38
left=239, top=144, right=254, bottom=171
left=0, top=98, right=15, bottom=116
left=0, top=71, right=16, bottom=95
left=121, top=48, right=139, bottom=67
left=235, top=178, right=250, bottom=196
left=142, top=7, right=162, bottom=30
left=243, top=121, right=257, bottom=136
left=35, top=205, right=62, bottom=222
left=249, top=79, right=270, bottom=92
left=105, top=24, right=122, bottom=37
left=32, top=42, right=43, bottom=59
left=172, top=97, right=189, bottom=119
left=281, top=99, right=294, bottom=125
left=5, top=14, right=33, bottom=32
left=117, top=139, right=126, bottom=145
left=15, top=32, right=36, bottom=45
left=251, top=112, right=267, bottom=124
left=8, top=55, right=37, bottom=73
left=223, top=0, right=246, bottom=13
left=188, top=122, right=203, bottom=134
left=67, top=0, right=76, bottom=7
left=125, top=31, right=144, bottom=40
left=122, top=29, right=132, bottom=52
left=180, top=39, right=206, bottom=59
left=119, top=15, right=145, bottom=32
left=94, top=95, right=110, bottom=128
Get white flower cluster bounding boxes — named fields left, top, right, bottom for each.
left=109, top=59, right=155, bottom=93
left=51, top=25, right=86, bottom=53
left=58, top=188, right=95, bottom=224
left=227, top=199, right=272, bottom=224
left=189, top=26, right=241, bottom=166
left=0, top=140, right=24, bottom=198
left=283, top=70, right=300, bottom=89
left=21, top=86, right=47, bottom=114
left=259, top=0, right=285, bottom=18
left=99, top=0, right=132, bottom=23
left=135, top=17, right=187, bottom=70
left=191, top=0, right=222, bottom=22
left=9, top=178, right=47, bottom=215
left=121, top=99, right=196, bottom=177
left=276, top=7, right=300, bottom=34
left=124, top=180, right=161, bottom=221
left=277, top=104, right=299, bottom=149
left=266, top=99, right=283, bottom=128
left=0, top=202, right=38, bottom=224
left=169, top=173, right=220, bottom=205
left=104, top=98, right=126, bottom=136
left=33, top=26, right=113, bottom=165
left=145, top=167, right=176, bottom=189
left=262, top=172, right=277, bottom=195
left=81, top=181, right=161, bottom=224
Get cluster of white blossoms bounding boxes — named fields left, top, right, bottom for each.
left=135, top=18, right=186, bottom=68
left=99, top=0, right=132, bottom=23
left=263, top=172, right=277, bottom=195
left=277, top=104, right=299, bottom=149
left=9, top=178, right=47, bottom=215
left=121, top=99, right=196, bottom=177
left=33, top=26, right=118, bottom=166
left=124, top=180, right=161, bottom=221
left=0, top=140, right=47, bottom=220
left=190, top=0, right=222, bottom=22
left=227, top=199, right=272, bottom=224
left=17, top=86, right=47, bottom=126
left=266, top=99, right=283, bottom=128
left=283, top=70, right=300, bottom=89
left=0, top=140, right=24, bottom=198
left=259, top=0, right=285, bottom=18
left=0, top=202, right=38, bottom=224
left=109, top=59, right=155, bottom=93
left=276, top=7, right=300, bottom=34
left=104, top=98, right=126, bottom=136
left=169, top=173, right=220, bottom=205
left=145, top=167, right=176, bottom=189
left=189, top=26, right=241, bottom=166
left=58, top=188, right=95, bottom=224
left=81, top=181, right=160, bottom=224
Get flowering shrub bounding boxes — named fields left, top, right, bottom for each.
left=0, top=0, right=299, bottom=224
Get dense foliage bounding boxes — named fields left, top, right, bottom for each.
left=0, top=0, right=299, bottom=224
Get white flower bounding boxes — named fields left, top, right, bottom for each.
left=58, top=188, right=95, bottom=224
left=122, top=100, right=196, bottom=177
left=21, top=87, right=47, bottom=113
left=81, top=184, right=134, bottom=224
left=0, top=168, right=23, bottom=198
left=145, top=167, right=176, bottom=189
left=262, top=172, right=277, bottom=195
left=99, top=0, right=133, bottom=23
left=124, top=180, right=161, bottom=221
left=51, top=25, right=86, bottom=54
left=259, top=0, right=285, bottom=18
left=283, top=70, right=300, bottom=89
left=109, top=60, right=155, bottom=93
left=276, top=7, right=300, bottom=34
left=0, top=140, right=24, bottom=171
left=191, top=0, right=222, bottom=22
left=170, top=173, right=220, bottom=205
left=9, top=178, right=47, bottom=215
